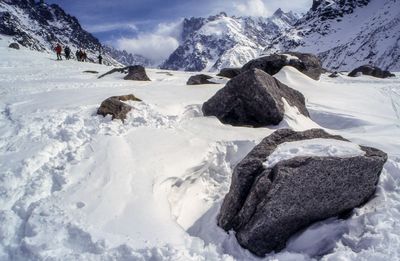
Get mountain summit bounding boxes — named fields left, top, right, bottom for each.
left=267, top=0, right=399, bottom=71
left=161, top=10, right=299, bottom=72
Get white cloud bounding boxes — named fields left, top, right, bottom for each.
left=234, top=0, right=270, bottom=17
left=86, top=22, right=138, bottom=33
left=114, top=21, right=183, bottom=63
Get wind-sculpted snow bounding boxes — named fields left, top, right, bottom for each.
left=1, top=40, right=400, bottom=260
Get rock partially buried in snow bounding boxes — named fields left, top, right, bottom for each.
left=186, top=74, right=218, bottom=85
left=8, top=43, right=20, bottom=50
left=328, top=71, right=340, bottom=78
left=124, top=65, right=151, bottom=81
left=97, top=94, right=142, bottom=121
left=218, top=128, right=387, bottom=256
left=98, top=65, right=151, bottom=81
left=348, top=65, right=395, bottom=79
left=217, top=68, right=242, bottom=79
left=83, top=70, right=99, bottom=74
left=202, top=69, right=309, bottom=127
left=242, top=52, right=322, bottom=80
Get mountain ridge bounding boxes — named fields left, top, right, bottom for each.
left=0, top=0, right=150, bottom=66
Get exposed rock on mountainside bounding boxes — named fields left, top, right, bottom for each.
left=242, top=52, right=323, bottom=80
left=218, top=128, right=387, bottom=256
left=266, top=0, right=400, bottom=71
left=202, top=69, right=309, bottom=127
left=348, top=65, right=395, bottom=78
left=161, top=10, right=299, bottom=72
left=0, top=0, right=148, bottom=66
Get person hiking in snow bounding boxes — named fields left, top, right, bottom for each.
left=82, top=51, right=87, bottom=62
left=54, top=43, right=62, bottom=60
left=75, top=50, right=81, bottom=61
left=98, top=54, right=103, bottom=65
left=64, top=46, right=71, bottom=60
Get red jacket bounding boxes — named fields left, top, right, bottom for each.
left=55, top=45, right=62, bottom=53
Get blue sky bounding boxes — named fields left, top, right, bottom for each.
left=46, top=0, right=312, bottom=61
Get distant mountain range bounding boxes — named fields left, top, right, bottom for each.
left=1, top=0, right=399, bottom=71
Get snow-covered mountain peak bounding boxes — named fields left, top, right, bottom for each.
left=266, top=0, right=399, bottom=71
left=161, top=11, right=299, bottom=72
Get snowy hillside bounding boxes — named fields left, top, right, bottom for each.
left=266, top=0, right=400, bottom=71
left=0, top=0, right=148, bottom=66
left=1, top=38, right=400, bottom=260
left=161, top=10, right=298, bottom=72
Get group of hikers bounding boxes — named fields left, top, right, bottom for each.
left=54, top=43, right=103, bottom=64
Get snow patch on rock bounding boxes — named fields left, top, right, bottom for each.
left=263, top=138, right=365, bottom=169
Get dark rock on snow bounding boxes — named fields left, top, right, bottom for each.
left=217, top=68, right=242, bottom=79
left=124, top=65, right=151, bottom=81
left=8, top=43, right=20, bottom=49
left=202, top=69, right=309, bottom=127
left=98, top=65, right=151, bottom=81
left=83, top=70, right=99, bottom=74
left=242, top=52, right=323, bottom=80
left=97, top=94, right=142, bottom=121
left=218, top=128, right=387, bottom=256
left=348, top=65, right=395, bottom=78
left=328, top=71, right=339, bottom=78
left=187, top=74, right=218, bottom=85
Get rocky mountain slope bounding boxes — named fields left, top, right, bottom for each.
left=161, top=10, right=299, bottom=72
left=266, top=0, right=400, bottom=71
left=0, top=0, right=149, bottom=66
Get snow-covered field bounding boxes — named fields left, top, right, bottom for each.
left=1, top=40, right=400, bottom=260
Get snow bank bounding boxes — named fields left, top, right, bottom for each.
left=263, top=138, right=365, bottom=169
left=1, top=41, right=400, bottom=260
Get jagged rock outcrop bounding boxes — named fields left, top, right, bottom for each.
left=97, top=94, right=141, bottom=121
left=0, top=0, right=148, bottom=66
left=265, top=0, right=400, bottom=71
left=348, top=65, right=395, bottom=78
left=187, top=74, right=218, bottom=85
left=218, top=128, right=387, bottom=256
left=202, top=69, right=309, bottom=127
left=242, top=52, right=323, bottom=80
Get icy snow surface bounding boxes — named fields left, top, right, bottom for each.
left=263, top=138, right=365, bottom=169
left=1, top=39, right=400, bottom=260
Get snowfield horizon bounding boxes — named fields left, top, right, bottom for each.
left=1, top=37, right=400, bottom=261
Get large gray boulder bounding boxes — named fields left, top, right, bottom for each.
left=98, top=65, right=150, bottom=81
left=218, top=128, right=387, bottom=256
left=8, top=43, right=20, bottom=50
left=242, top=52, right=322, bottom=80
left=348, top=65, right=395, bottom=78
left=217, top=68, right=242, bottom=79
left=202, top=69, right=309, bottom=127
left=97, top=94, right=142, bottom=121
left=187, top=74, right=218, bottom=85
